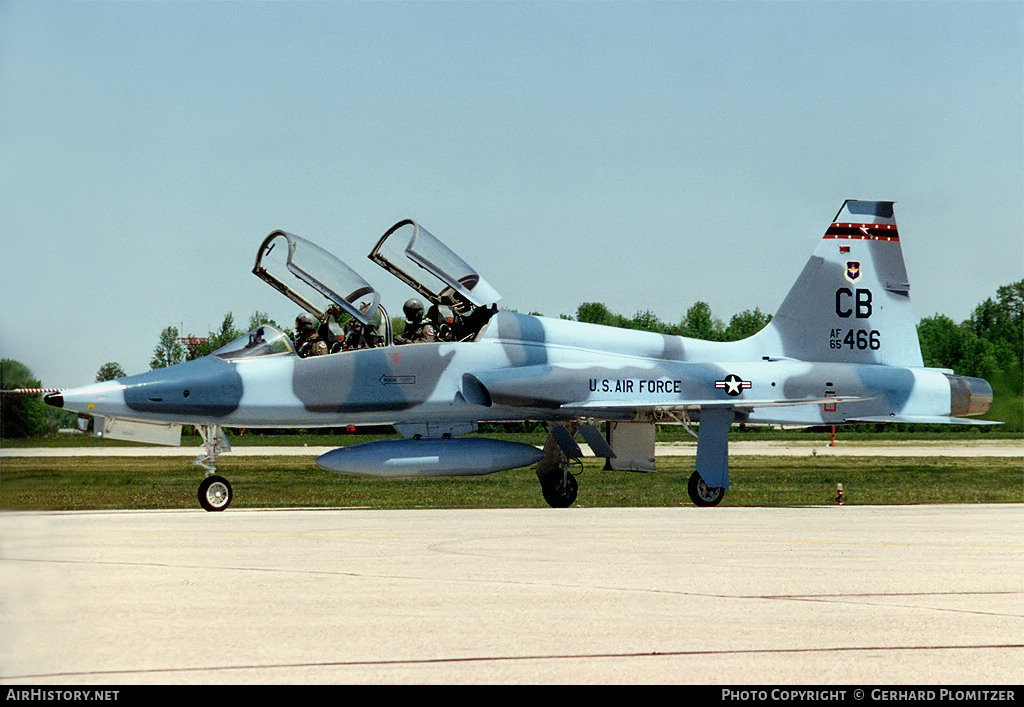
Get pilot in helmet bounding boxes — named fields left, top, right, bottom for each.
left=295, top=312, right=328, bottom=357
left=395, top=298, right=435, bottom=344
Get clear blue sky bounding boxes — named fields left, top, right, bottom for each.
left=2, top=1, right=1021, bottom=387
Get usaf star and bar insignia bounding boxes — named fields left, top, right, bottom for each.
left=715, top=374, right=752, bottom=396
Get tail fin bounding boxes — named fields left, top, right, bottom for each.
left=763, top=200, right=924, bottom=367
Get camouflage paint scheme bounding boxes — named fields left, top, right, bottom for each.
left=47, top=201, right=995, bottom=509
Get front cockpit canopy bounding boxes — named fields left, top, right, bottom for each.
left=369, top=220, right=501, bottom=308
left=214, top=325, right=295, bottom=360
left=253, top=230, right=381, bottom=326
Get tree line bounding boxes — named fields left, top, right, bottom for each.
left=2, top=280, right=1020, bottom=437
left=917, top=281, right=1022, bottom=384
left=572, top=280, right=1022, bottom=384
left=572, top=301, right=773, bottom=341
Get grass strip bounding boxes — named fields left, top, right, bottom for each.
left=1, top=455, right=1019, bottom=511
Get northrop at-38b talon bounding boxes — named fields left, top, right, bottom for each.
left=46, top=201, right=996, bottom=511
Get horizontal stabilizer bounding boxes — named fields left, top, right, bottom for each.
left=846, top=415, right=1001, bottom=425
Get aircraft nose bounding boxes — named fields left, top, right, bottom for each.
left=121, top=357, right=243, bottom=418
left=49, top=379, right=128, bottom=417
left=48, top=357, right=244, bottom=422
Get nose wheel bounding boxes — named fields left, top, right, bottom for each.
left=198, top=475, right=233, bottom=512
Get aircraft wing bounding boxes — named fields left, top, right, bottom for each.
left=560, top=396, right=869, bottom=412
left=461, top=364, right=870, bottom=414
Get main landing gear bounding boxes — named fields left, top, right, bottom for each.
left=687, top=470, right=726, bottom=507
left=685, top=407, right=733, bottom=507
left=534, top=420, right=615, bottom=507
left=195, top=425, right=233, bottom=512
left=540, top=467, right=579, bottom=508
left=536, top=423, right=581, bottom=508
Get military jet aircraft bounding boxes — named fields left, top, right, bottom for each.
left=45, top=201, right=996, bottom=511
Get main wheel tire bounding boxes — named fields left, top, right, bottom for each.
left=688, top=470, right=725, bottom=507
left=541, top=472, right=578, bottom=508
left=198, top=475, right=233, bottom=512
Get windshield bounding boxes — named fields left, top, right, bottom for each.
left=253, top=230, right=380, bottom=326
left=368, top=220, right=501, bottom=307
left=214, top=326, right=295, bottom=360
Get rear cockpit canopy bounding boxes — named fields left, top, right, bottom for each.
left=214, top=325, right=295, bottom=360
left=369, top=220, right=501, bottom=308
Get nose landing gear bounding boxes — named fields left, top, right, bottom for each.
left=195, top=425, right=233, bottom=511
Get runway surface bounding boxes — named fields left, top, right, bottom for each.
left=1, top=504, right=1021, bottom=684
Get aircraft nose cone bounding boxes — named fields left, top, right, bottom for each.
left=51, top=380, right=128, bottom=417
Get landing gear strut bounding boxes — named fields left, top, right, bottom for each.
left=687, top=407, right=733, bottom=507
left=195, top=425, right=233, bottom=512
left=536, top=422, right=582, bottom=508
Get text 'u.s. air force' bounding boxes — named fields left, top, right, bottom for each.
left=589, top=379, right=683, bottom=394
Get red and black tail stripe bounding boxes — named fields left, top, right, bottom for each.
left=823, top=223, right=899, bottom=241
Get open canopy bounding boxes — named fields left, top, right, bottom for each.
left=369, top=220, right=501, bottom=307
left=253, top=230, right=381, bottom=326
